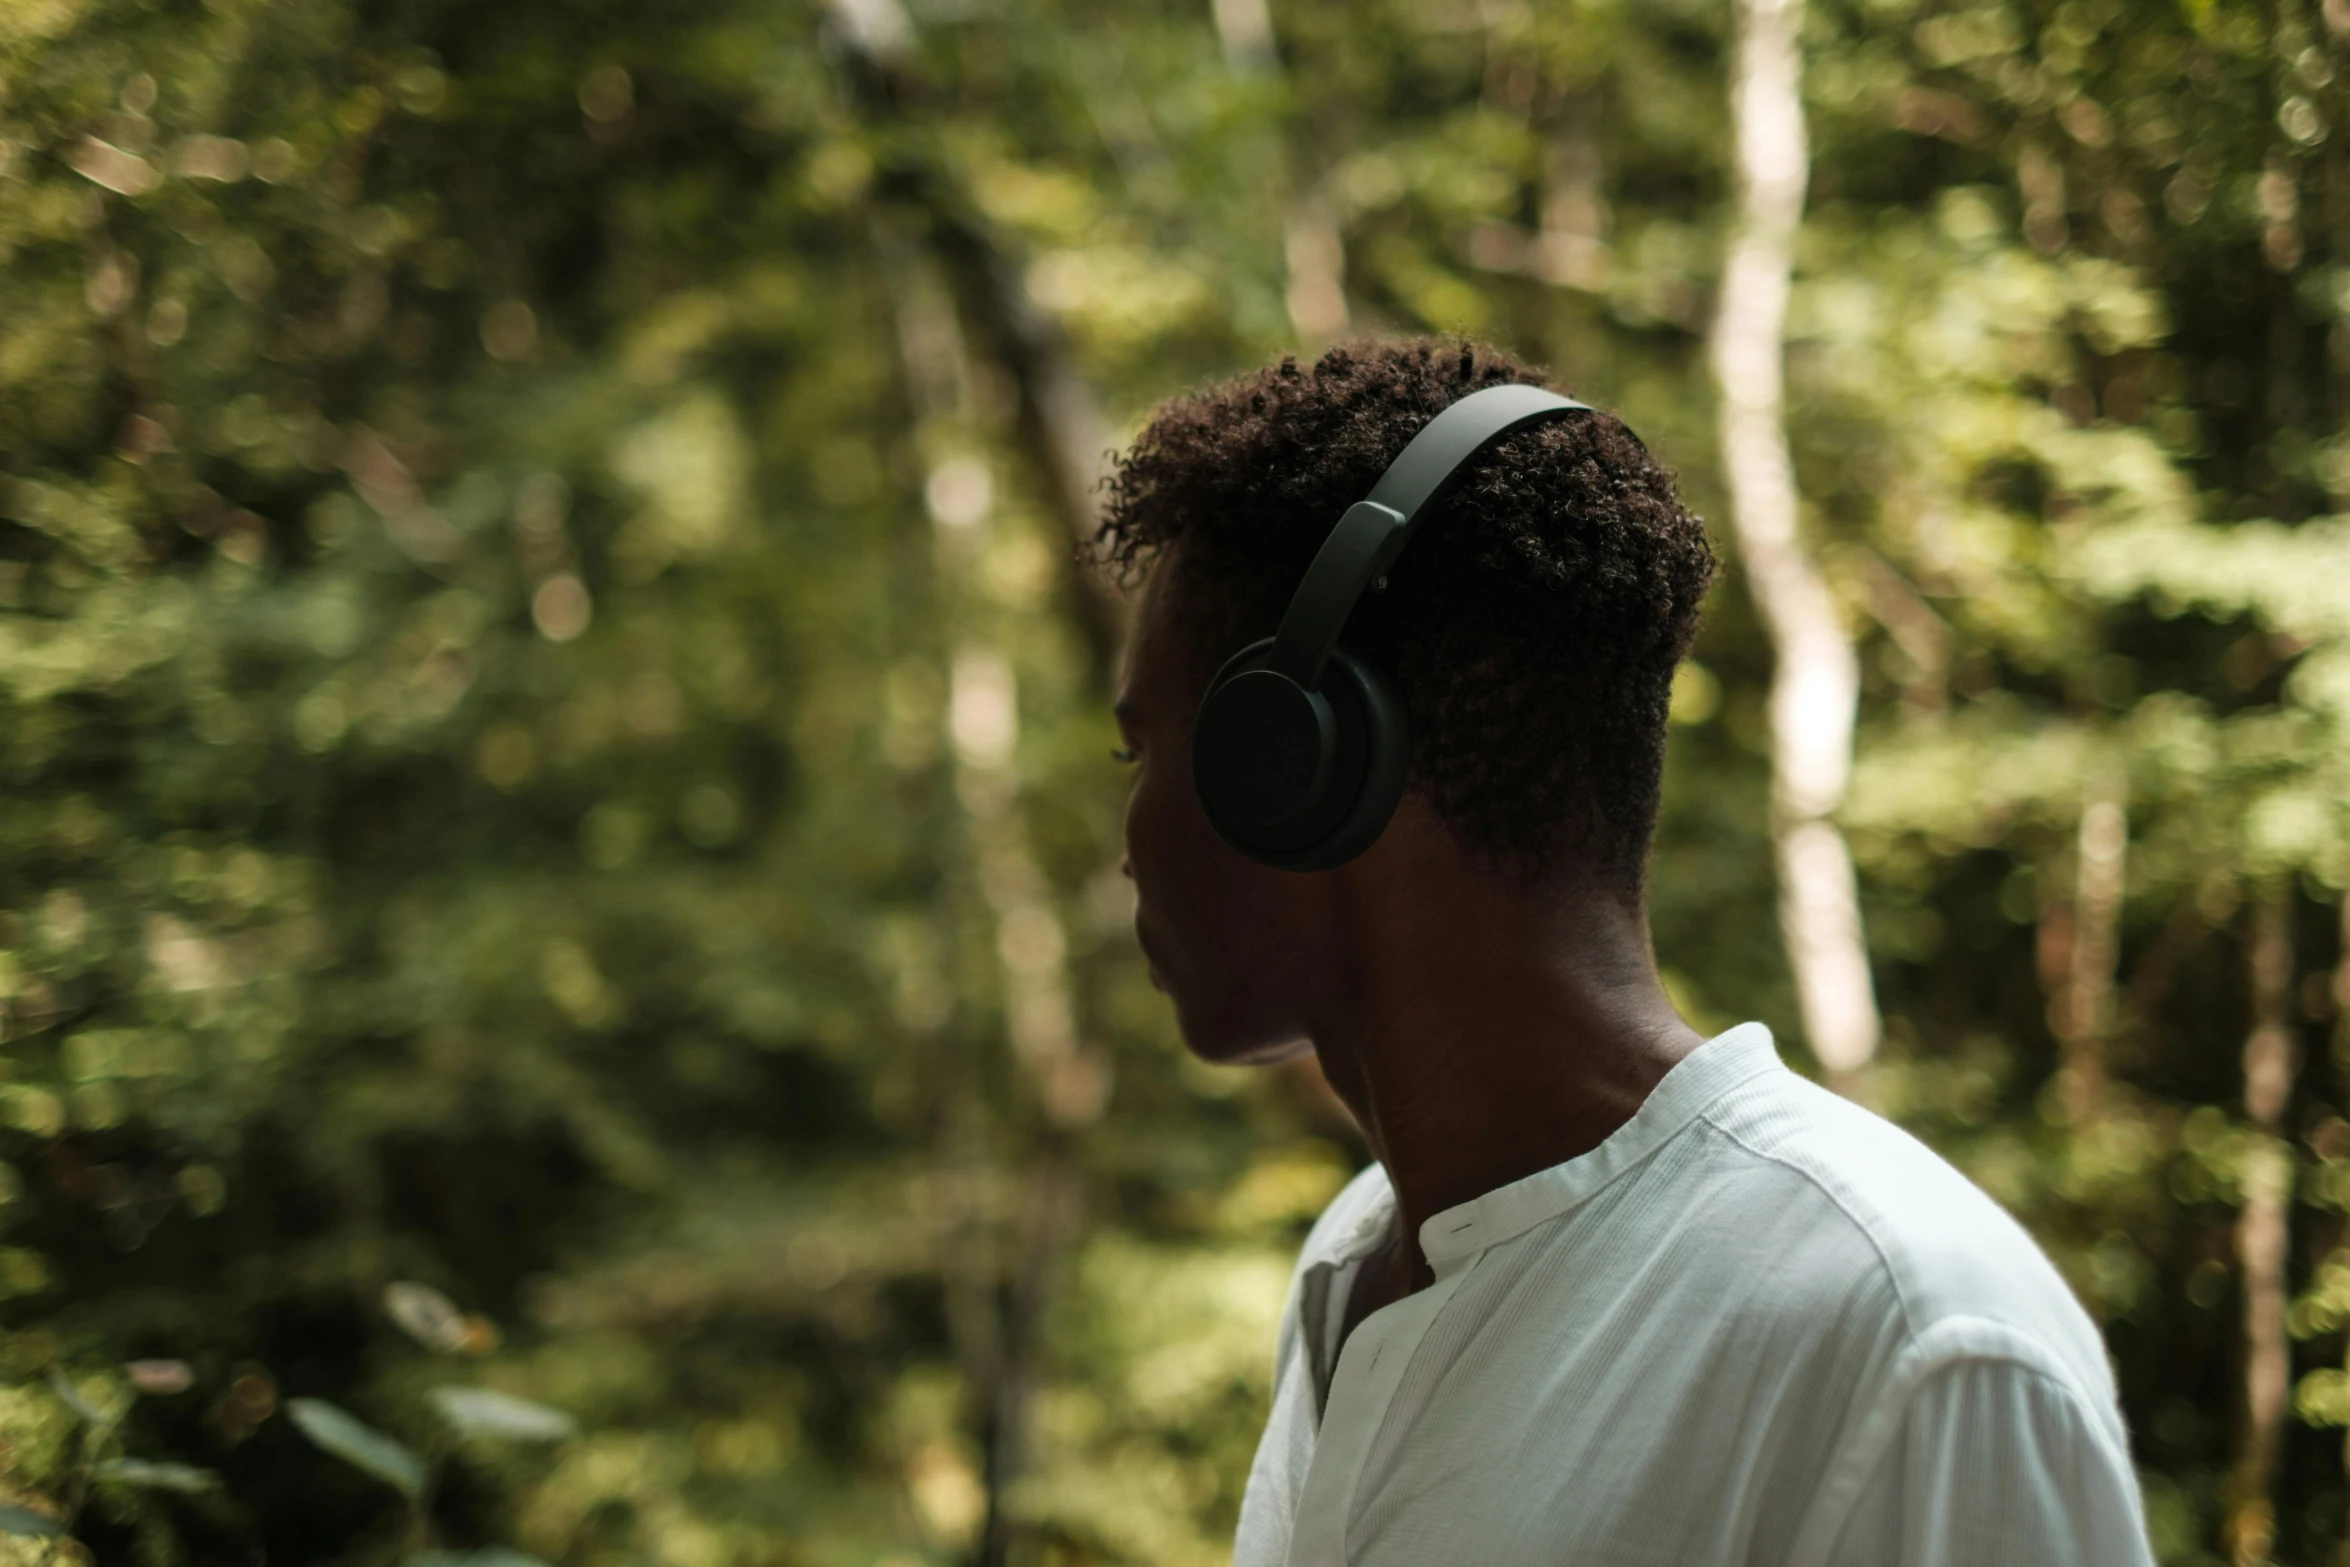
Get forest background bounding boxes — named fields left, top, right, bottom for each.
left=5, top=0, right=2350, bottom=1562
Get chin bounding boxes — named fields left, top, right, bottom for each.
left=1139, top=914, right=1313, bottom=1066
left=1169, top=989, right=1313, bottom=1068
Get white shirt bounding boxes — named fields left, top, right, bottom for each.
left=1235, top=1022, right=2155, bottom=1567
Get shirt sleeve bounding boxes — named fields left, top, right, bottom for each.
left=1822, top=1356, right=2155, bottom=1567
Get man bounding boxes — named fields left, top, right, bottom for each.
left=1096, top=338, right=2153, bottom=1566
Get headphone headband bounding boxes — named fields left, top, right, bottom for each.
left=1190, top=380, right=1605, bottom=872
left=1265, top=385, right=1591, bottom=687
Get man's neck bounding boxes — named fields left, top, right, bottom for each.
left=1310, top=814, right=1704, bottom=1295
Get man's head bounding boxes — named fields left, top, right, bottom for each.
left=1101, top=337, right=1714, bottom=1063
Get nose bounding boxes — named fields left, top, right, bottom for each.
left=1120, top=849, right=1134, bottom=880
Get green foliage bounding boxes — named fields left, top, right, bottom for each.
left=286, top=1400, right=428, bottom=1500
left=3, top=0, right=2350, bottom=1561
left=0, top=1507, right=61, bottom=1541
left=428, top=1389, right=577, bottom=1445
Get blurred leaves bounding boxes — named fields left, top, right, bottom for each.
left=89, top=1457, right=220, bottom=1494
left=0, top=1505, right=61, bottom=1539
left=429, top=1388, right=576, bottom=1444
left=0, top=0, right=2349, bottom=1560
left=45, top=1367, right=115, bottom=1428
left=285, top=1399, right=428, bottom=1500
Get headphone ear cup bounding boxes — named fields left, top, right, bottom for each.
left=1189, top=640, right=1409, bottom=871
left=1192, top=639, right=1336, bottom=838
left=1285, top=647, right=1409, bottom=872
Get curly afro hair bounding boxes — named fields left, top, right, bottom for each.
left=1093, top=336, right=1716, bottom=901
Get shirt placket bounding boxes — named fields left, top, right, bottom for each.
left=1283, top=1243, right=1485, bottom=1567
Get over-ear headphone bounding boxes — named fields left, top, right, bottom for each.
left=1188, top=383, right=1595, bottom=871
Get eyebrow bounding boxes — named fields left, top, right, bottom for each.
left=1113, top=696, right=1141, bottom=732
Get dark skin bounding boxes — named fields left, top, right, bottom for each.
left=1114, top=542, right=1706, bottom=1339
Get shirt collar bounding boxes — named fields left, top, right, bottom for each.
left=1418, top=1021, right=1783, bottom=1273
left=1304, top=1022, right=1786, bottom=1279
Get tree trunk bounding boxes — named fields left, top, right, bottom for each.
left=1209, top=0, right=1277, bottom=74
left=2334, top=890, right=2350, bottom=1567
left=2054, top=767, right=2127, bottom=1120
left=1209, top=0, right=1349, bottom=350
left=1283, top=195, right=1350, bottom=346
left=880, top=217, right=1107, bottom=1567
left=921, top=208, right=1127, bottom=676
left=1707, top=0, right=1881, bottom=1087
left=832, top=0, right=1128, bottom=689
left=2232, top=887, right=2296, bottom=1567
left=947, top=641, right=1104, bottom=1567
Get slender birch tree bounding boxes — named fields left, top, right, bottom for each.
left=2056, top=768, right=2129, bottom=1121
left=2234, top=888, right=2297, bottom=1566
left=1707, top=0, right=1880, bottom=1087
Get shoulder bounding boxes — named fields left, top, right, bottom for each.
left=1689, top=1066, right=2117, bottom=1417
left=1812, top=1350, right=2154, bottom=1566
